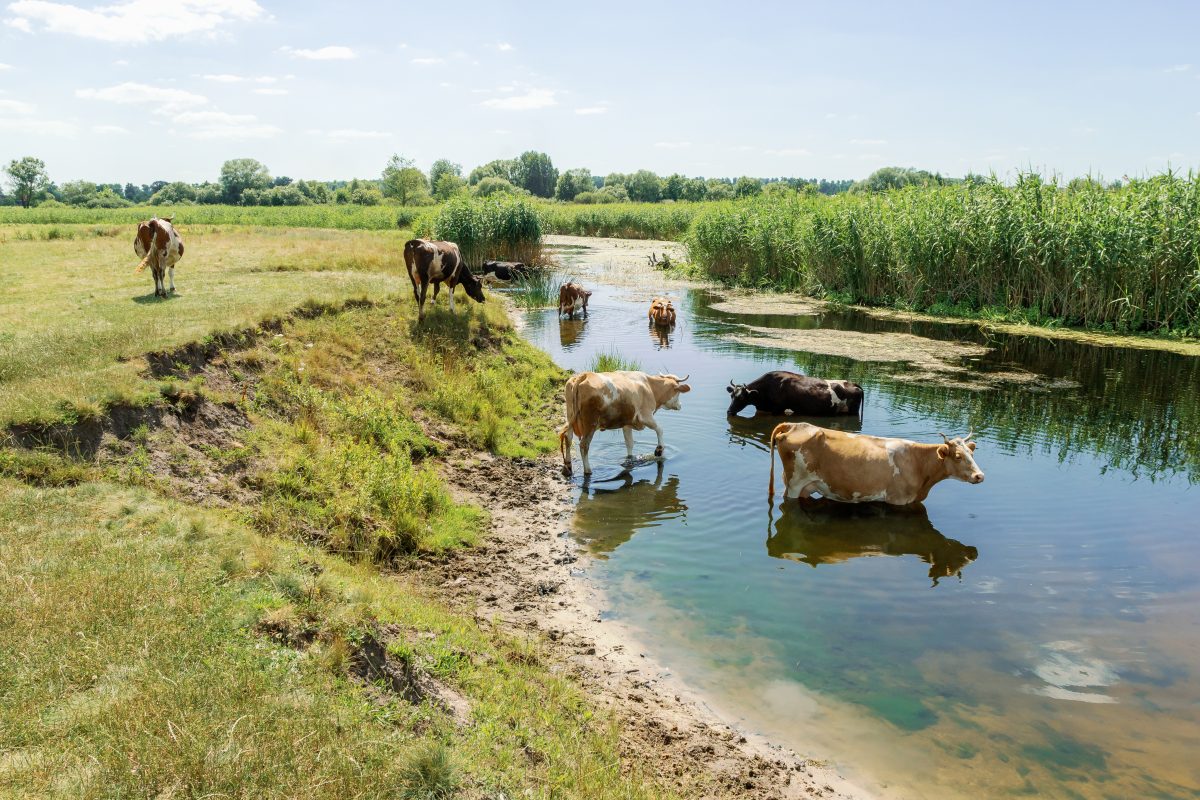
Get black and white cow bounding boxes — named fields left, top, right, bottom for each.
left=481, top=260, right=532, bottom=282
left=726, top=370, right=864, bottom=418
left=404, top=239, right=485, bottom=321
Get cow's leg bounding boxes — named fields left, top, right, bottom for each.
left=433, top=281, right=441, bottom=305
left=448, top=283, right=456, bottom=314
left=579, top=428, right=596, bottom=475
left=153, top=264, right=164, bottom=298
left=168, top=264, right=176, bottom=294
left=622, top=426, right=635, bottom=462
left=418, top=280, right=429, bottom=322
left=409, top=271, right=421, bottom=306
left=560, top=426, right=573, bottom=474
left=647, top=418, right=665, bottom=457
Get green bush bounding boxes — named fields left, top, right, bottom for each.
left=424, top=195, right=543, bottom=266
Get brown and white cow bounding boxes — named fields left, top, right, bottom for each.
left=404, top=239, right=485, bottom=322
left=768, top=424, right=984, bottom=505
left=134, top=216, right=184, bottom=298
left=559, top=370, right=691, bottom=475
left=648, top=296, right=676, bottom=327
left=559, top=282, right=592, bottom=319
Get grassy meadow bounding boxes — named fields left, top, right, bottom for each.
left=0, top=222, right=686, bottom=798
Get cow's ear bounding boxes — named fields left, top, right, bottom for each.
left=936, top=444, right=949, bottom=460
left=967, top=442, right=977, bottom=452
left=725, top=385, right=734, bottom=394
left=676, top=384, right=691, bottom=393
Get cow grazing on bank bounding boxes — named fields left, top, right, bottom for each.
left=404, top=239, right=485, bottom=322
left=768, top=425, right=984, bottom=505
left=648, top=297, right=676, bottom=327
left=728, top=371, right=863, bottom=418
left=559, top=371, right=691, bottom=475
left=559, top=282, right=592, bottom=319
left=134, top=216, right=184, bottom=298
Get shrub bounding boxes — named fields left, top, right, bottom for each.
left=426, top=195, right=543, bottom=266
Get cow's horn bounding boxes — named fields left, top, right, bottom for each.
left=964, top=428, right=975, bottom=442
left=938, top=432, right=950, bottom=444
left=679, top=374, right=690, bottom=382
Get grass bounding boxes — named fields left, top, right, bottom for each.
left=0, top=204, right=414, bottom=229
left=539, top=202, right=699, bottom=240
left=0, top=479, right=672, bottom=798
left=0, top=224, right=413, bottom=428
left=684, top=172, right=1200, bottom=336
left=589, top=347, right=642, bottom=372
left=510, top=271, right=563, bottom=310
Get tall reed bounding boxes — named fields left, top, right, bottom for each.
left=423, top=195, right=543, bottom=267
left=685, top=172, right=1200, bottom=333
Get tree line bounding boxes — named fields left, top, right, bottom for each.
left=9, top=152, right=1113, bottom=210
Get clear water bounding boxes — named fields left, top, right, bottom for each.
left=519, top=242, right=1200, bottom=799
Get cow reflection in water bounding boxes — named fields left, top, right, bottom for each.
left=766, top=499, right=978, bottom=586
left=573, top=463, right=686, bottom=556
left=559, top=318, right=587, bottom=350
left=726, top=413, right=861, bottom=452
left=648, top=320, right=673, bottom=349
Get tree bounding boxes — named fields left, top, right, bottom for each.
left=430, top=159, right=462, bottom=188
left=680, top=178, right=707, bottom=202
left=734, top=176, right=763, bottom=198
left=626, top=169, right=661, bottom=202
left=433, top=172, right=467, bottom=202
left=5, top=157, right=50, bottom=208
left=705, top=179, right=734, bottom=200
left=662, top=173, right=687, bottom=201
left=849, top=167, right=940, bottom=194
left=219, top=158, right=271, bottom=203
left=512, top=151, right=558, bottom=198
left=148, top=182, right=198, bottom=205
left=554, top=168, right=593, bottom=201
left=381, top=154, right=429, bottom=205
left=469, top=159, right=517, bottom=185
left=472, top=177, right=522, bottom=197
left=762, top=181, right=796, bottom=198
left=60, top=180, right=99, bottom=206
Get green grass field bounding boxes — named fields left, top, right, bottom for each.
left=0, top=222, right=682, bottom=799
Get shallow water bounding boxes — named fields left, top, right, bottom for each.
left=520, top=240, right=1200, bottom=798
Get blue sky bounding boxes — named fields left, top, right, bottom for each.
left=0, top=0, right=1197, bottom=184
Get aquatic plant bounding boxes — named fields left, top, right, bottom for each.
left=589, top=347, right=642, bottom=372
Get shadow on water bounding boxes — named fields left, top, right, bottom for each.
left=559, top=318, right=587, bottom=350
left=648, top=320, right=674, bottom=350
left=767, top=500, right=979, bottom=587
left=573, top=462, right=687, bottom=557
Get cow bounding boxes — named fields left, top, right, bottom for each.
left=559, top=371, right=691, bottom=476
left=727, top=370, right=863, bottom=419
left=648, top=296, right=676, bottom=327
left=481, top=260, right=532, bottom=282
left=133, top=216, right=184, bottom=298
left=559, top=282, right=592, bottom=319
left=404, top=239, right=485, bottom=322
left=768, top=424, right=984, bottom=505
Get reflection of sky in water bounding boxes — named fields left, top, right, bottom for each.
left=523, top=246, right=1200, bottom=798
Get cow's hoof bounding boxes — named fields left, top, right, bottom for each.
left=654, top=446, right=664, bottom=457
left=561, top=465, right=572, bottom=476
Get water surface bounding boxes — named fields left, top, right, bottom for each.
left=520, top=241, right=1200, bottom=798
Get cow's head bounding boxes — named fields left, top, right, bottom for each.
left=831, top=380, right=865, bottom=415
left=726, top=381, right=758, bottom=415
left=653, top=373, right=691, bottom=410
left=937, top=432, right=984, bottom=484
left=459, top=268, right=486, bottom=303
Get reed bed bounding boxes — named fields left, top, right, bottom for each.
left=539, top=202, right=698, bottom=240
left=509, top=271, right=562, bottom=310
left=589, top=348, right=642, bottom=372
left=685, top=173, right=1200, bottom=334
left=420, top=195, right=543, bottom=267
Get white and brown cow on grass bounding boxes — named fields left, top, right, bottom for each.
left=134, top=216, right=184, bottom=298
left=404, top=238, right=485, bottom=322
left=768, top=424, right=984, bottom=505
left=559, top=371, right=691, bottom=476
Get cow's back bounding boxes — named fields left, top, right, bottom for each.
left=569, top=371, right=654, bottom=432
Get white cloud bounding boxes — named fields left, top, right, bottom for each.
left=574, top=106, right=607, bottom=115
left=492, top=129, right=510, bottom=135
left=0, top=97, right=33, bottom=114
left=253, top=87, right=288, bottom=95
left=411, top=57, right=444, bottom=65
left=203, top=73, right=244, bottom=83
left=481, top=87, right=556, bottom=110
left=729, top=145, right=754, bottom=152
left=76, top=81, right=208, bottom=112
left=850, top=138, right=887, bottom=145
left=92, top=124, right=127, bottom=134
left=0, top=62, right=12, bottom=70
left=1163, top=63, right=1191, bottom=73
left=315, top=128, right=391, bottom=140
left=765, top=147, right=811, bottom=157
left=497, top=42, right=513, bottom=51
left=0, top=116, right=75, bottom=135
left=173, top=110, right=279, bottom=139
left=654, top=141, right=691, bottom=149
left=5, top=0, right=264, bottom=42
left=281, top=45, right=356, bottom=60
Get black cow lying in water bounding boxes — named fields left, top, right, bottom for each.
left=481, top=260, right=532, bottom=282
left=727, top=370, right=864, bottom=418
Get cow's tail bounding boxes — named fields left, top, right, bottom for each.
left=859, top=387, right=866, bottom=423
left=559, top=375, right=579, bottom=466
left=134, top=251, right=152, bottom=273
left=768, top=422, right=789, bottom=501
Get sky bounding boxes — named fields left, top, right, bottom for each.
left=0, top=0, right=1198, bottom=185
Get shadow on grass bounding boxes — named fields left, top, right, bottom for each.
left=132, top=293, right=177, bottom=304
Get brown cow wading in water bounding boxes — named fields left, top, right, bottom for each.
left=404, top=238, right=485, bottom=322
left=134, top=216, right=184, bottom=298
